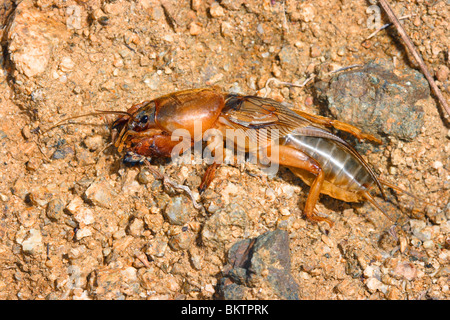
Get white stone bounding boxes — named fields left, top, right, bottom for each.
left=76, top=227, right=92, bottom=239
left=18, top=228, right=43, bottom=255
left=59, top=57, right=75, bottom=72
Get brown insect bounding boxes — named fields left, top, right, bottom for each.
left=47, top=87, right=415, bottom=227
left=101, top=87, right=411, bottom=227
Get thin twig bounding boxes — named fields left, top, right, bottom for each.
left=366, top=14, right=415, bottom=40
left=328, top=64, right=364, bottom=74
left=263, top=65, right=362, bottom=98
left=378, top=0, right=450, bottom=119
left=263, top=76, right=316, bottom=98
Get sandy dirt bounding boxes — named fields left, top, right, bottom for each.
left=0, top=0, right=448, bottom=300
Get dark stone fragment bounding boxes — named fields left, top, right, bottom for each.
left=217, top=278, right=246, bottom=300
left=51, top=146, right=74, bottom=160
left=218, top=229, right=300, bottom=300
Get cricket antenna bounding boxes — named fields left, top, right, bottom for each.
left=42, top=110, right=131, bottom=135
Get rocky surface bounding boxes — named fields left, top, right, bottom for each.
left=314, top=58, right=430, bottom=141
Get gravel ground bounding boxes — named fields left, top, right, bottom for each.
left=0, top=0, right=448, bottom=300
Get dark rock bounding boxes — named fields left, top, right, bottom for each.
left=51, top=146, right=74, bottom=160
left=218, top=229, right=300, bottom=300
left=314, top=59, right=430, bottom=141
left=248, top=230, right=300, bottom=300
left=218, top=278, right=246, bottom=300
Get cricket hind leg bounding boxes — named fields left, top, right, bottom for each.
left=294, top=110, right=382, bottom=144
left=266, top=145, right=334, bottom=227
left=301, top=168, right=332, bottom=227
left=198, top=136, right=231, bottom=194
left=199, top=162, right=221, bottom=194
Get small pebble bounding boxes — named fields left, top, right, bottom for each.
left=365, top=277, right=387, bottom=293
left=305, top=96, right=314, bottom=106
left=146, top=237, right=168, bottom=257
left=113, top=229, right=126, bottom=240
left=432, top=161, right=443, bottom=170
left=209, top=2, right=225, bottom=17
left=12, top=177, right=30, bottom=200
left=413, top=16, right=421, bottom=27
left=189, top=22, right=202, bottom=36
left=279, top=208, right=291, bottom=216
left=220, top=21, right=233, bottom=38
left=256, top=23, right=264, bottom=35
left=27, top=186, right=52, bottom=207
left=393, top=262, right=417, bottom=281
left=68, top=246, right=86, bottom=260
left=278, top=45, right=298, bottom=72
left=363, top=265, right=381, bottom=279
left=59, top=57, right=75, bottom=72
left=52, top=147, right=74, bottom=160
left=189, top=252, right=203, bottom=270
left=204, top=284, right=215, bottom=294
left=128, top=218, right=144, bottom=237
left=435, top=65, right=449, bottom=82
left=423, top=240, right=434, bottom=249
left=46, top=198, right=65, bottom=221
left=298, top=3, right=316, bottom=22
left=220, top=0, right=243, bottom=10
left=310, top=45, right=322, bottom=58
left=21, top=126, right=32, bottom=139
left=84, top=180, right=114, bottom=208
left=17, top=228, right=43, bottom=255
left=113, top=58, right=124, bottom=68
left=100, top=79, right=115, bottom=91
left=191, top=0, right=202, bottom=11
left=26, top=158, right=42, bottom=171
left=121, top=267, right=138, bottom=282
left=66, top=196, right=95, bottom=226
left=164, top=196, right=193, bottom=225
left=386, top=286, right=403, bottom=300
left=169, top=231, right=193, bottom=251
left=143, top=73, right=160, bottom=90
left=337, top=47, right=346, bottom=56
left=137, top=167, right=155, bottom=184
left=83, top=135, right=104, bottom=151
left=76, top=228, right=92, bottom=240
